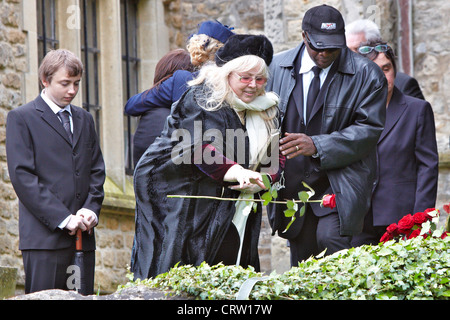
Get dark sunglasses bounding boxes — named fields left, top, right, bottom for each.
left=305, top=33, right=339, bottom=53
left=358, top=44, right=390, bottom=55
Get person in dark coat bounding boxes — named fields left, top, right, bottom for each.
left=125, top=49, right=195, bottom=167
left=6, top=49, right=105, bottom=294
left=130, top=34, right=284, bottom=280
left=125, top=20, right=235, bottom=167
left=266, top=5, right=387, bottom=265
left=351, top=40, right=438, bottom=246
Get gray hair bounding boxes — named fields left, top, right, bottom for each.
left=345, top=19, right=381, bottom=42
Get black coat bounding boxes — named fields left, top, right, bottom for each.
left=130, top=85, right=263, bottom=280
left=371, top=87, right=438, bottom=225
left=6, top=95, right=105, bottom=251
left=267, top=44, right=387, bottom=237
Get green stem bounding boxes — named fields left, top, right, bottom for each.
left=167, top=194, right=322, bottom=205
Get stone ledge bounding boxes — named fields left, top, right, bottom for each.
left=101, top=176, right=136, bottom=216
left=0, top=266, right=17, bottom=299
left=439, top=151, right=450, bottom=168
left=8, top=285, right=191, bottom=300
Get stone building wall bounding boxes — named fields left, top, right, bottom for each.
left=0, top=0, right=27, bottom=286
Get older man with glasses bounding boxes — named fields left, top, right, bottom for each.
left=351, top=39, right=438, bottom=246
left=266, top=4, right=388, bottom=265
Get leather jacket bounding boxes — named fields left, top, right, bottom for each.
left=267, top=44, right=387, bottom=236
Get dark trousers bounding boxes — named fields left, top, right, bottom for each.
left=288, top=210, right=352, bottom=266
left=22, top=247, right=95, bottom=295
left=351, top=209, right=387, bottom=246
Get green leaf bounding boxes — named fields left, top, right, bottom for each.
left=299, top=204, right=305, bottom=217
left=298, top=191, right=310, bottom=202
left=261, top=191, right=272, bottom=206
left=262, top=174, right=271, bottom=189
left=284, top=208, right=296, bottom=217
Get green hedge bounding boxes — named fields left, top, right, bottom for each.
left=122, top=236, right=450, bottom=300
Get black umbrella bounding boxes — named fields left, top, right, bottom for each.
left=72, top=229, right=89, bottom=295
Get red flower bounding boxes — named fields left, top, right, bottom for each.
left=443, top=204, right=450, bottom=214
left=380, top=232, right=393, bottom=243
left=322, top=194, right=336, bottom=209
left=386, top=223, right=399, bottom=237
left=441, top=231, right=448, bottom=239
left=424, top=208, right=436, bottom=220
left=413, top=211, right=428, bottom=225
left=397, top=214, right=415, bottom=234
left=407, top=229, right=421, bottom=239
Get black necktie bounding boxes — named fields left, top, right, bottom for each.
left=306, top=66, right=321, bottom=122
left=58, top=110, right=72, bottom=144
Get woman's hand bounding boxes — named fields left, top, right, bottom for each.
left=223, top=164, right=267, bottom=190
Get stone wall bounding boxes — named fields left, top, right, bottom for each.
left=0, top=0, right=27, bottom=289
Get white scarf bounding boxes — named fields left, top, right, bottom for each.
left=232, top=92, right=279, bottom=166
left=230, top=91, right=278, bottom=265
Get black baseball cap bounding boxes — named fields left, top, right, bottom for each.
left=302, top=4, right=346, bottom=49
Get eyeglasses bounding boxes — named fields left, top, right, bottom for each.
left=305, top=33, right=339, bottom=53
left=233, top=73, right=267, bottom=85
left=358, top=44, right=390, bottom=55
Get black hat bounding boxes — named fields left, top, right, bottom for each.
left=215, top=34, right=274, bottom=67
left=302, top=4, right=346, bottom=49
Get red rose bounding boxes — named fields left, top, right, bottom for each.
left=443, top=204, right=450, bottom=214
left=413, top=212, right=428, bottom=225
left=380, top=232, right=393, bottom=243
left=322, top=194, right=336, bottom=209
left=407, top=229, right=421, bottom=239
left=424, top=208, right=436, bottom=220
left=386, top=223, right=399, bottom=236
left=441, top=231, right=448, bottom=239
left=397, top=214, right=415, bottom=234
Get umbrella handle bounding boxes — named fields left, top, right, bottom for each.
left=76, top=229, right=82, bottom=251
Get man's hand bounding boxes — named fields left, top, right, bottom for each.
left=76, top=208, right=98, bottom=234
left=65, top=215, right=87, bottom=236
left=279, top=132, right=317, bottom=159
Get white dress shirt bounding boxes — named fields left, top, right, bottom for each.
left=299, top=49, right=333, bottom=121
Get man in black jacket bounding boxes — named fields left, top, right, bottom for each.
left=267, top=5, right=387, bottom=265
left=6, top=49, right=105, bottom=294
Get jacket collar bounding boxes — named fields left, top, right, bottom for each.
left=34, top=95, right=83, bottom=147
left=378, top=86, right=407, bottom=143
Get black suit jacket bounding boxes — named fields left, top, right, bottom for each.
left=6, top=95, right=105, bottom=251
left=371, top=87, right=438, bottom=226
left=394, top=72, right=425, bottom=100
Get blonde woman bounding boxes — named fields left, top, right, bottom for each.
left=131, top=35, right=285, bottom=280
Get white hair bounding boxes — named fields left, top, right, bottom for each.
left=188, top=55, right=269, bottom=111
left=346, top=19, right=381, bottom=42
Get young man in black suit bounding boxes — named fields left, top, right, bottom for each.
left=6, top=49, right=105, bottom=294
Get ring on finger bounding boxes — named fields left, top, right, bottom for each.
left=295, top=145, right=299, bottom=151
